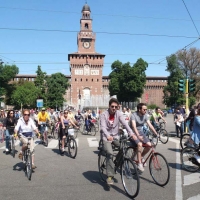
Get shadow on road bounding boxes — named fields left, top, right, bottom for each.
left=82, top=170, right=127, bottom=197
left=13, top=162, right=24, bottom=171
left=52, top=148, right=61, bottom=156
left=168, top=148, right=180, bottom=153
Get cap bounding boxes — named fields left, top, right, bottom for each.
left=42, top=107, right=46, bottom=111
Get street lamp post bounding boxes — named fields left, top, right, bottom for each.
left=0, top=60, right=4, bottom=108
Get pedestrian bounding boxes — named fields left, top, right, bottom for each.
left=174, top=108, right=184, bottom=138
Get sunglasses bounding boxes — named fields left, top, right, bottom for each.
left=143, top=109, right=147, bottom=111
left=111, top=105, right=118, bottom=109
left=24, top=114, right=30, bottom=116
left=64, top=112, right=68, bottom=114
left=10, top=113, right=14, bottom=114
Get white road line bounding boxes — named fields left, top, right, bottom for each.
left=176, top=142, right=183, bottom=200
left=45, top=139, right=58, bottom=149
left=183, top=173, right=200, bottom=186
left=187, top=194, right=200, bottom=200
left=76, top=138, right=79, bottom=147
left=87, top=138, right=99, bottom=147
left=169, top=137, right=180, bottom=144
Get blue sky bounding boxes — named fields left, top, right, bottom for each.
left=0, top=0, right=200, bottom=76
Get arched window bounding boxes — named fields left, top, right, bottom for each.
left=85, top=23, right=89, bottom=29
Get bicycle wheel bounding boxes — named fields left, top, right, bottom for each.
left=180, top=134, right=190, bottom=149
left=181, top=147, right=200, bottom=172
left=26, top=151, right=32, bottom=180
left=159, top=122, right=166, bottom=129
left=95, top=122, right=99, bottom=132
left=159, top=129, right=169, bottom=144
left=44, top=132, right=48, bottom=147
left=98, top=151, right=107, bottom=182
left=11, top=136, right=15, bottom=158
left=147, top=131, right=158, bottom=146
left=149, top=152, right=170, bottom=186
left=68, top=137, right=77, bottom=159
left=90, top=125, right=96, bottom=136
left=121, top=158, right=140, bottom=199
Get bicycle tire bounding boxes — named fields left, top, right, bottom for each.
left=68, top=137, right=77, bottom=159
left=11, top=136, right=15, bottom=158
left=26, top=151, right=32, bottom=180
left=149, top=152, right=170, bottom=186
left=45, top=132, right=48, bottom=147
left=159, top=122, right=166, bottom=129
left=159, top=129, right=169, bottom=144
left=181, top=147, right=200, bottom=172
left=98, top=151, right=107, bottom=182
left=180, top=134, right=190, bottom=149
left=90, top=125, right=96, bottom=136
left=121, top=158, right=140, bottom=199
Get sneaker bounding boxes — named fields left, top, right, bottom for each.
left=137, top=163, right=144, bottom=172
left=18, top=152, right=23, bottom=160
left=194, top=154, right=200, bottom=163
left=5, top=148, right=9, bottom=152
left=32, top=164, right=37, bottom=169
left=142, top=158, right=147, bottom=167
left=106, top=177, right=114, bottom=185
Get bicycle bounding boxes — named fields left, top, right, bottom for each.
left=82, top=120, right=97, bottom=136
left=98, top=135, right=140, bottom=199
left=126, top=142, right=170, bottom=186
left=23, top=137, right=33, bottom=180
left=58, top=126, right=78, bottom=159
left=49, top=121, right=57, bottom=139
left=180, top=133, right=191, bottom=149
left=181, top=143, right=200, bottom=172
left=39, top=122, right=49, bottom=147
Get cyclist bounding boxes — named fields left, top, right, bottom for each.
left=75, top=110, right=83, bottom=124
left=85, top=109, right=95, bottom=132
left=37, top=107, right=50, bottom=141
left=100, top=98, right=138, bottom=185
left=14, top=109, right=40, bottom=169
left=49, top=108, right=58, bottom=136
left=60, top=110, right=78, bottom=154
left=130, top=103, right=158, bottom=172
left=150, top=107, right=167, bottom=128
left=3, top=110, right=18, bottom=153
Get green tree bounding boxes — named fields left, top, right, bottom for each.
left=0, top=64, right=19, bottom=99
left=163, top=54, right=184, bottom=107
left=46, top=73, right=69, bottom=108
left=34, top=66, right=47, bottom=104
left=11, top=81, right=40, bottom=109
left=109, top=59, right=148, bottom=102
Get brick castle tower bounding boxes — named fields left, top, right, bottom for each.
left=68, top=3, right=105, bottom=109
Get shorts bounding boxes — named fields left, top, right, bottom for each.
left=59, top=124, right=69, bottom=139
left=20, top=136, right=34, bottom=153
left=129, top=130, right=150, bottom=147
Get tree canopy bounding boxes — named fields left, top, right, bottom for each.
left=109, top=58, right=148, bottom=102
left=0, top=64, right=19, bottom=98
left=46, top=73, right=69, bottom=108
left=11, top=81, right=40, bottom=109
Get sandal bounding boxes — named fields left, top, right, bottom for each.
left=18, top=152, right=23, bottom=160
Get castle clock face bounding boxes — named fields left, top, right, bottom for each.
left=83, top=42, right=90, bottom=49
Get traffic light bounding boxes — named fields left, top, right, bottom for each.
left=178, top=79, right=185, bottom=93
left=189, top=79, right=196, bottom=92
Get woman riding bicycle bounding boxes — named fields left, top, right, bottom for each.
left=60, top=110, right=78, bottom=154
left=3, top=110, right=17, bottom=153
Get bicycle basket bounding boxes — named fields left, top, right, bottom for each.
left=68, top=128, right=74, bottom=136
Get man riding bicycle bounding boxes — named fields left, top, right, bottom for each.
left=14, top=109, right=40, bottom=169
left=37, top=108, right=50, bottom=141
left=49, top=108, right=58, bottom=135
left=130, top=103, right=158, bottom=172
left=100, top=98, right=138, bottom=185
left=150, top=107, right=167, bottom=128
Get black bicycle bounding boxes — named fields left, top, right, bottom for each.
left=39, top=122, right=49, bottom=147
left=180, top=133, right=191, bottom=149
left=82, top=120, right=97, bottom=136
left=181, top=143, right=200, bottom=172
left=98, top=136, right=140, bottom=199
left=58, top=126, right=78, bottom=159
left=23, top=137, right=33, bottom=180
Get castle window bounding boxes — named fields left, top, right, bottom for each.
left=97, top=79, right=99, bottom=82
left=81, top=78, right=82, bottom=82
left=86, top=79, right=88, bottom=81
left=85, top=23, right=89, bottom=29
left=75, top=78, right=77, bottom=81
left=92, top=79, right=93, bottom=82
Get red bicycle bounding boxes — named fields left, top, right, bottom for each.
left=126, top=143, right=170, bottom=186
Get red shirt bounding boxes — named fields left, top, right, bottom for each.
left=109, top=114, right=115, bottom=126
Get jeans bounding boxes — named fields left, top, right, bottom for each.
left=5, top=129, right=14, bottom=149
left=103, top=140, right=120, bottom=177
left=176, top=125, right=183, bottom=137
left=85, top=120, right=93, bottom=132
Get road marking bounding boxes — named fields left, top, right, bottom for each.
left=45, top=139, right=58, bottom=149
left=169, top=137, right=180, bottom=144
left=187, top=194, right=200, bottom=200
left=76, top=138, right=79, bottom=147
left=87, top=138, right=99, bottom=147
left=183, top=173, right=200, bottom=186
left=176, top=142, right=183, bottom=200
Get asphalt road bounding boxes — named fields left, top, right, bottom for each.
left=0, top=114, right=199, bottom=200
